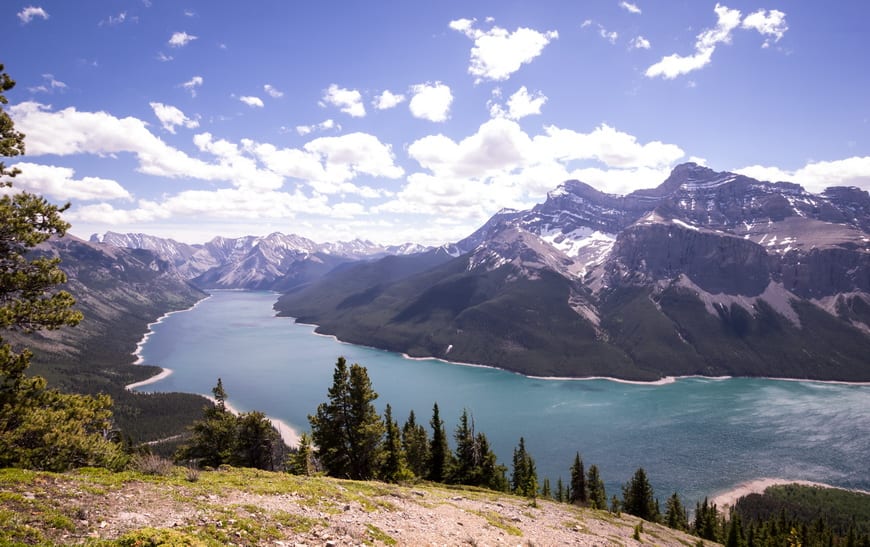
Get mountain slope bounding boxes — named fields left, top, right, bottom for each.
left=276, top=163, right=870, bottom=381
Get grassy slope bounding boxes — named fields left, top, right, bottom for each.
left=0, top=466, right=707, bottom=546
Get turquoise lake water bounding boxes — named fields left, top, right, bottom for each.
left=135, top=290, right=870, bottom=504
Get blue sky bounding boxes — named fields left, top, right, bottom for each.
left=3, top=1, right=869, bottom=245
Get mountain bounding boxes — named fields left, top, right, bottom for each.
left=16, top=234, right=209, bottom=443
left=90, top=232, right=432, bottom=290
left=276, top=163, right=870, bottom=382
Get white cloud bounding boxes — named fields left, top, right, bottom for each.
left=645, top=3, right=742, bottom=79
left=239, top=96, right=264, bottom=108
left=157, top=52, right=174, bottom=62
left=373, top=90, right=406, bottom=110
left=736, top=156, right=870, bottom=193
left=630, top=36, right=651, bottom=50
left=581, top=20, right=593, bottom=28
left=322, top=84, right=366, bottom=117
left=741, top=9, right=788, bottom=48
left=619, top=1, right=642, bottom=14
left=295, top=119, right=338, bottom=136
left=536, top=124, right=684, bottom=169
left=17, top=6, right=48, bottom=24
left=409, top=82, right=453, bottom=122
left=303, top=132, right=404, bottom=184
left=599, top=25, right=619, bottom=44
left=149, top=102, right=199, bottom=133
left=168, top=31, right=197, bottom=47
left=99, top=11, right=136, bottom=26
left=490, top=86, right=547, bottom=120
left=449, top=18, right=558, bottom=83
left=6, top=162, right=132, bottom=201
left=28, top=74, right=67, bottom=94
left=181, top=75, right=203, bottom=97
left=263, top=84, right=284, bottom=98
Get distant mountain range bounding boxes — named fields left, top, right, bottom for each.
left=78, top=163, right=870, bottom=381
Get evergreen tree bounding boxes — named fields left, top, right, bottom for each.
left=510, top=437, right=538, bottom=498
left=401, top=409, right=429, bottom=479
left=0, top=64, right=125, bottom=472
left=474, top=431, right=508, bottom=492
left=309, top=357, right=384, bottom=480
left=428, top=402, right=449, bottom=482
left=725, top=513, right=745, bottom=547
left=556, top=477, right=566, bottom=503
left=451, top=408, right=476, bottom=484
left=287, top=432, right=315, bottom=475
left=665, top=491, right=689, bottom=531
left=232, top=410, right=282, bottom=470
left=569, top=452, right=587, bottom=505
left=694, top=498, right=721, bottom=542
left=379, top=404, right=408, bottom=483
left=586, top=464, right=607, bottom=509
left=622, top=467, right=659, bottom=521
left=611, top=495, right=621, bottom=514
left=540, top=478, right=551, bottom=498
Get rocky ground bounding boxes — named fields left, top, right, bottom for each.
left=0, top=465, right=709, bottom=546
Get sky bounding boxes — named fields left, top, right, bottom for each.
left=3, top=1, right=869, bottom=245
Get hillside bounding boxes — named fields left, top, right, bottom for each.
left=0, top=466, right=706, bottom=546
left=276, top=164, right=870, bottom=382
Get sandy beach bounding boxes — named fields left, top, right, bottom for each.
left=709, top=478, right=863, bottom=511
left=124, top=367, right=173, bottom=390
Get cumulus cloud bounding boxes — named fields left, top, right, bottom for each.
left=647, top=4, right=788, bottom=79
left=409, top=82, right=453, bottom=122
left=489, top=86, right=547, bottom=120
left=295, top=119, right=338, bottom=136
left=630, top=36, right=651, bottom=50
left=599, top=25, right=619, bottom=44
left=645, top=4, right=742, bottom=79
left=18, top=6, right=48, bottom=23
left=239, top=96, right=264, bottom=108
left=449, top=18, right=558, bottom=83
left=168, top=31, right=197, bottom=47
left=149, top=102, right=199, bottom=133
left=6, top=162, right=132, bottom=201
left=373, top=90, right=406, bottom=110
left=263, top=84, right=284, bottom=98
left=181, top=75, right=203, bottom=97
left=619, top=1, right=642, bottom=14
left=322, top=84, right=366, bottom=117
left=736, top=156, right=870, bottom=193
left=741, top=9, right=788, bottom=48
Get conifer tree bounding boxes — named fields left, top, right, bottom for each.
left=569, top=452, right=587, bottom=505
left=540, top=477, right=551, bottom=498
left=379, top=404, right=408, bottom=483
left=622, top=467, right=659, bottom=521
left=474, top=431, right=508, bottom=491
left=451, top=408, right=476, bottom=484
left=0, top=64, right=125, bottom=471
left=428, top=402, right=449, bottom=482
left=309, top=357, right=384, bottom=480
left=556, top=477, right=566, bottom=502
left=586, top=464, right=607, bottom=509
left=510, top=437, right=538, bottom=498
left=665, top=491, right=689, bottom=531
left=287, top=432, right=315, bottom=475
left=232, top=410, right=282, bottom=470
left=401, top=409, right=429, bottom=478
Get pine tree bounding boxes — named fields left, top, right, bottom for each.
left=569, top=452, right=587, bottom=505
left=665, top=491, right=689, bottom=531
left=474, top=431, right=508, bottom=491
left=622, top=467, right=658, bottom=521
left=556, top=477, right=565, bottom=502
left=428, top=402, right=449, bottom=482
left=0, top=64, right=125, bottom=472
left=510, top=437, right=537, bottom=498
left=586, top=464, right=607, bottom=509
left=401, top=409, right=429, bottom=478
left=232, top=410, right=282, bottom=470
left=309, top=357, right=384, bottom=480
left=379, top=404, right=408, bottom=483
left=177, top=379, right=242, bottom=468
left=540, top=477, right=551, bottom=498
left=451, top=408, right=476, bottom=484
left=287, top=432, right=315, bottom=475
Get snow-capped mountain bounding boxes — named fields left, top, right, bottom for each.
left=90, top=231, right=432, bottom=290
left=275, top=163, right=870, bottom=382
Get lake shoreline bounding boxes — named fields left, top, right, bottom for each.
left=709, top=478, right=870, bottom=512
left=295, top=318, right=870, bottom=386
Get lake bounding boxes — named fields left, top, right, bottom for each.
left=134, top=290, right=870, bottom=505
